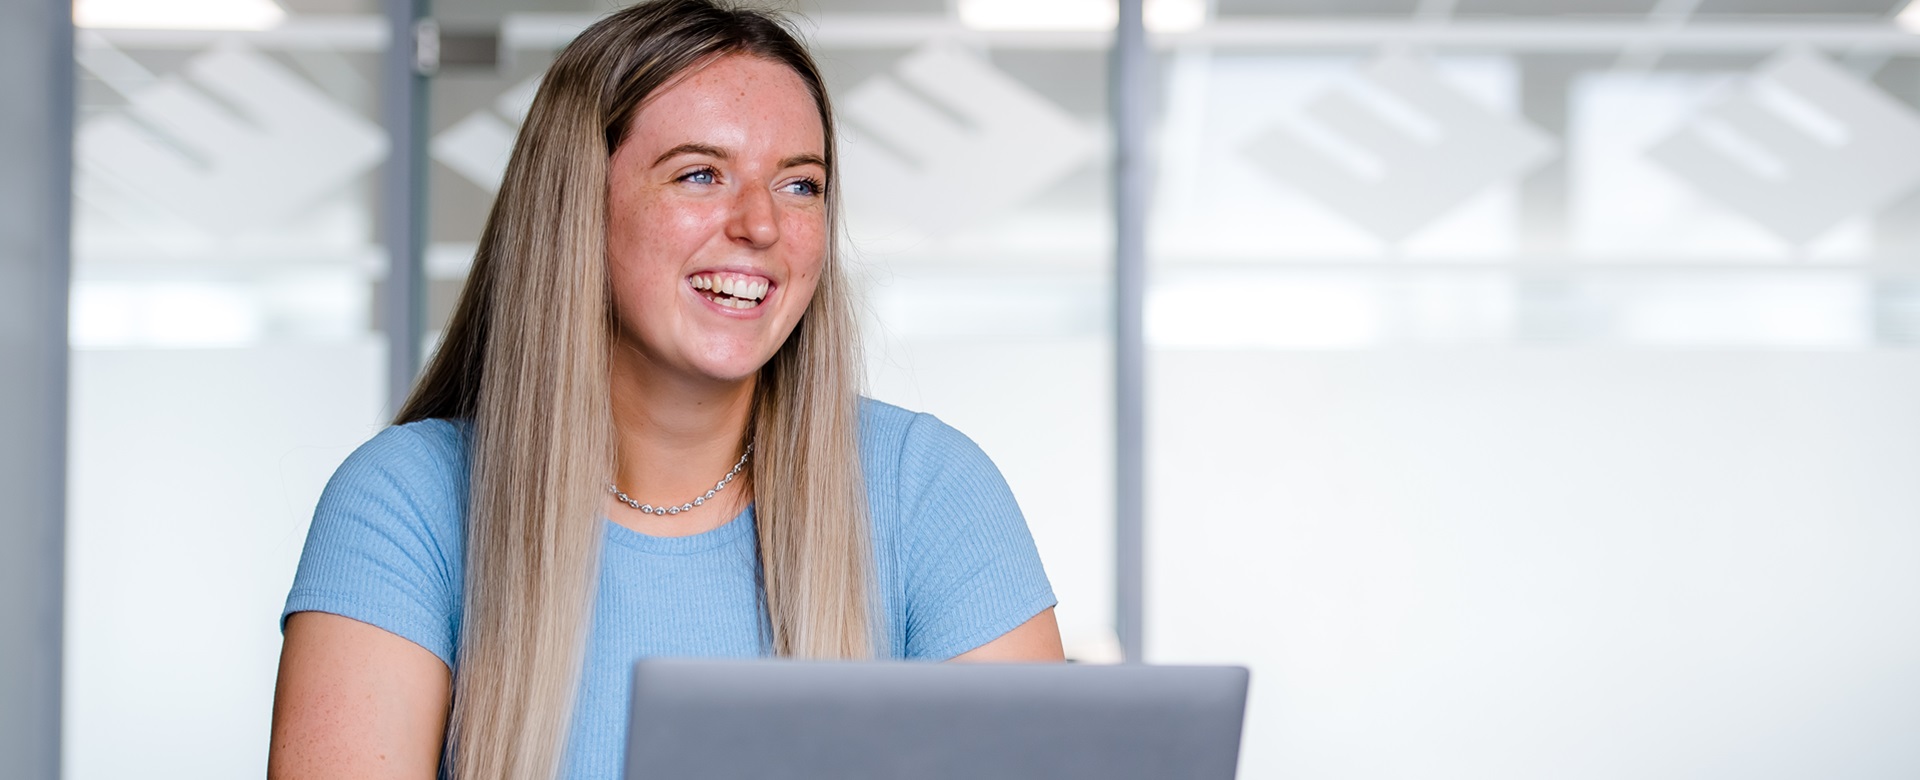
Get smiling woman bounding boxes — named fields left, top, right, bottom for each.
left=266, top=2, right=1062, bottom=779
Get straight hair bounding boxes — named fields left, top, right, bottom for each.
left=394, top=1, right=873, bottom=776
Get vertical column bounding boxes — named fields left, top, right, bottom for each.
left=1517, top=56, right=1582, bottom=259
left=0, top=0, right=73, bottom=776
left=1872, top=59, right=1920, bottom=345
left=1112, top=0, right=1149, bottom=662
left=383, top=0, right=431, bottom=413
left=1513, top=55, right=1595, bottom=344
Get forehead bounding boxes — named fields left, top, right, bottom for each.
left=623, top=53, right=824, bottom=160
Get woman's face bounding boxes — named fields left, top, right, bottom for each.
left=605, top=53, right=828, bottom=386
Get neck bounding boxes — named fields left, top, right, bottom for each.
left=607, top=345, right=757, bottom=533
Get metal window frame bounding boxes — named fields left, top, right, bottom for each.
left=2, top=0, right=73, bottom=777
left=1114, top=0, right=1149, bottom=663
left=383, top=0, right=430, bottom=416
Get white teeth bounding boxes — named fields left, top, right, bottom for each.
left=689, top=273, right=769, bottom=304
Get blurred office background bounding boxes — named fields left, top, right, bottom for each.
left=2, top=0, right=1918, bottom=777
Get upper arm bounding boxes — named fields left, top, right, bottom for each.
left=270, top=612, right=450, bottom=779
left=949, top=608, right=1065, bottom=662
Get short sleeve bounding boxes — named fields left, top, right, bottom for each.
left=282, top=420, right=468, bottom=668
left=893, top=414, right=1057, bottom=659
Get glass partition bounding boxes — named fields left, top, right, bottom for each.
left=71, top=4, right=1122, bottom=773
left=67, top=1, right=391, bottom=776
left=1145, top=4, right=1920, bottom=778
left=65, top=0, right=1920, bottom=777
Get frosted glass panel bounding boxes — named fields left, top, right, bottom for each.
left=1147, top=21, right=1920, bottom=780
left=67, top=10, right=390, bottom=778
left=1148, top=47, right=1920, bottom=348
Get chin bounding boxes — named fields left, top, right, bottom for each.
left=690, top=349, right=780, bottom=384
left=698, top=364, right=766, bottom=384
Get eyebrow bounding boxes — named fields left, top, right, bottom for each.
left=651, top=143, right=727, bottom=167
left=650, top=143, right=827, bottom=172
left=778, top=153, right=828, bottom=171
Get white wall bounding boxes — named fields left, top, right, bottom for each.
left=1148, top=350, right=1920, bottom=779
left=64, top=344, right=383, bottom=780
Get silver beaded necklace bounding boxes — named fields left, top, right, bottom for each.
left=607, top=441, right=753, bottom=516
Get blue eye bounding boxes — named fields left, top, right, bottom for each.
left=783, top=177, right=825, bottom=197
left=679, top=168, right=717, bottom=185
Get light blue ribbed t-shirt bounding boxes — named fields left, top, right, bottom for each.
left=282, top=397, right=1056, bottom=780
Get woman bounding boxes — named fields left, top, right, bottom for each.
left=267, top=1, right=1063, bottom=777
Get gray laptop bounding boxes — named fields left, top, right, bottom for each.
left=625, top=659, right=1249, bottom=780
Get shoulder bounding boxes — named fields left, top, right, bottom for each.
left=321, top=419, right=470, bottom=512
left=314, top=415, right=472, bottom=532
left=856, top=396, right=1019, bottom=533
left=857, top=397, right=993, bottom=472
left=856, top=395, right=921, bottom=453
left=857, top=397, right=1002, bottom=500
left=305, top=418, right=473, bottom=584
left=334, top=417, right=470, bottom=484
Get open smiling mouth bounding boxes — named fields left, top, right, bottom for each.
left=689, top=273, right=770, bottom=310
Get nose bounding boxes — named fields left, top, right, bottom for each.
left=726, top=184, right=780, bottom=249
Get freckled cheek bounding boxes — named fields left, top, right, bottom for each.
left=783, top=214, right=828, bottom=280
left=607, top=265, right=666, bottom=325
left=793, top=263, right=821, bottom=287
left=659, top=205, right=719, bottom=234
left=616, top=189, right=722, bottom=243
left=610, top=204, right=718, bottom=286
left=784, top=261, right=823, bottom=319
left=607, top=239, right=684, bottom=311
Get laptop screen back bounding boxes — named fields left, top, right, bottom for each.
left=625, top=659, right=1249, bottom=780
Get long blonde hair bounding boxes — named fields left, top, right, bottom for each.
left=394, top=1, right=871, bottom=776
